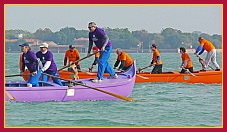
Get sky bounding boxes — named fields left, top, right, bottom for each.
left=5, top=5, right=222, bottom=35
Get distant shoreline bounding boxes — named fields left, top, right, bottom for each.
left=5, top=48, right=222, bottom=53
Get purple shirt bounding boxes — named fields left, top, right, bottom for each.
left=89, top=27, right=112, bottom=50
left=22, top=50, right=38, bottom=73
left=36, top=50, right=57, bottom=74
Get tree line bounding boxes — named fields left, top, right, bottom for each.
left=6, top=27, right=222, bottom=50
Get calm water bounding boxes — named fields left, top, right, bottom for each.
left=5, top=52, right=223, bottom=127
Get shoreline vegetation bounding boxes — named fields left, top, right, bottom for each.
left=6, top=27, right=222, bottom=53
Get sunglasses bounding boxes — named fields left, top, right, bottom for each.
left=88, top=26, right=93, bottom=29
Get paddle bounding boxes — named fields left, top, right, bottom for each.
left=136, top=74, right=149, bottom=80
left=137, top=64, right=154, bottom=73
left=58, top=51, right=100, bottom=71
left=42, top=73, right=134, bottom=102
left=5, top=91, right=16, bottom=100
left=195, top=54, right=214, bottom=70
left=182, top=68, right=196, bottom=77
left=5, top=73, right=32, bottom=77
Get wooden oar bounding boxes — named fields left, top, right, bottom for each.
left=182, top=68, right=196, bottom=77
left=195, top=54, right=215, bottom=70
left=5, top=73, right=31, bottom=77
left=136, top=74, right=149, bottom=80
left=42, top=73, right=134, bottom=102
left=5, top=91, right=16, bottom=100
left=58, top=51, right=100, bottom=71
left=137, top=64, right=153, bottom=73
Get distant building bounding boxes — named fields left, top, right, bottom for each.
left=30, top=41, right=68, bottom=53
left=73, top=38, right=89, bottom=53
left=18, top=33, right=23, bottom=39
left=5, top=39, right=18, bottom=43
left=24, top=39, right=41, bottom=45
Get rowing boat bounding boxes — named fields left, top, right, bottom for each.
left=59, top=69, right=222, bottom=84
left=5, top=61, right=136, bottom=102
left=135, top=70, right=222, bottom=84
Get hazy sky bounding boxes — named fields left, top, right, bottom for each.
left=5, top=5, right=222, bottom=35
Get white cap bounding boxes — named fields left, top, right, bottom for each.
left=40, top=42, right=49, bottom=48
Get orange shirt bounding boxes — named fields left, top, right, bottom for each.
left=19, top=54, right=23, bottom=70
left=117, top=52, right=133, bottom=67
left=181, top=53, right=193, bottom=68
left=200, top=39, right=215, bottom=52
left=152, top=49, right=162, bottom=65
left=64, top=49, right=80, bottom=64
left=19, top=53, right=28, bottom=71
left=95, top=52, right=100, bottom=58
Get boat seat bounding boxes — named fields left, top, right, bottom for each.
left=5, top=81, right=27, bottom=87
left=5, top=83, right=27, bottom=87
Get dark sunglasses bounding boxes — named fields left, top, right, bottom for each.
left=88, top=26, right=93, bottom=29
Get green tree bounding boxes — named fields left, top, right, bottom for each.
left=152, top=33, right=164, bottom=48
left=6, top=29, right=33, bottom=39
left=105, top=28, right=137, bottom=49
left=132, top=30, right=153, bottom=49
left=33, top=28, right=54, bottom=41
left=53, top=27, right=77, bottom=44
left=161, top=28, right=183, bottom=49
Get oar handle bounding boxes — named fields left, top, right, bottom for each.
left=58, top=51, right=100, bottom=71
left=78, top=51, right=100, bottom=62
left=138, top=64, right=153, bottom=72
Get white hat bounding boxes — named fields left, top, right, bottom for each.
left=40, top=42, right=48, bottom=48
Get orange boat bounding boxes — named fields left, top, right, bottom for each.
left=135, top=70, right=222, bottom=84
left=22, top=69, right=222, bottom=84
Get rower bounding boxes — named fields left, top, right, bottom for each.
left=36, top=42, right=63, bottom=86
left=179, top=47, right=193, bottom=74
left=64, top=45, right=81, bottom=72
left=113, top=48, right=133, bottom=71
left=150, top=44, right=163, bottom=74
left=19, top=42, right=41, bottom=87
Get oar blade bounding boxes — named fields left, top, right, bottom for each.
left=136, top=74, right=149, bottom=80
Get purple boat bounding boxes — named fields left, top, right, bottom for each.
left=5, top=61, right=136, bottom=102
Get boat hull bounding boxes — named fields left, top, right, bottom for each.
left=58, top=70, right=222, bottom=84
left=6, top=61, right=136, bottom=102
